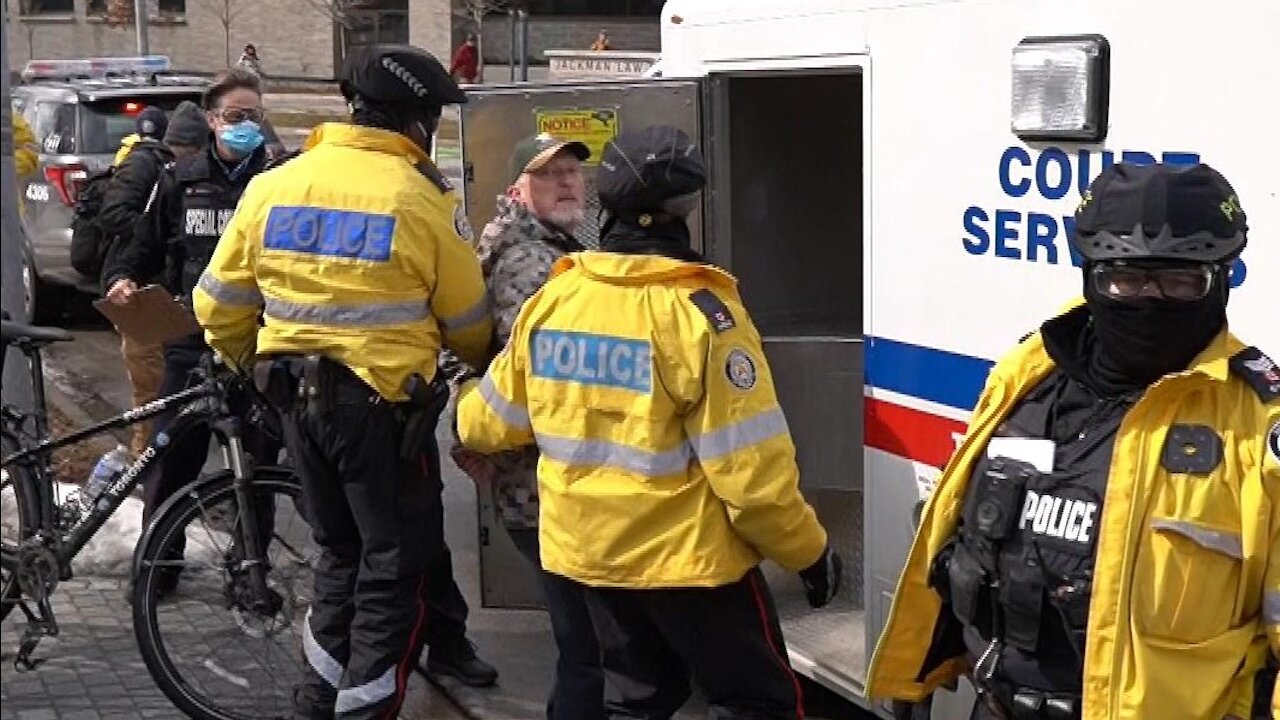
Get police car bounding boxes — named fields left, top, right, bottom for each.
left=11, top=56, right=206, bottom=323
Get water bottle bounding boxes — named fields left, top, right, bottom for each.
left=83, top=445, right=130, bottom=510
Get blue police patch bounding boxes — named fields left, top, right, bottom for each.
left=531, top=330, right=652, bottom=393
left=264, top=206, right=396, bottom=262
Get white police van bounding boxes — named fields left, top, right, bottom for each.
left=456, top=1, right=1279, bottom=716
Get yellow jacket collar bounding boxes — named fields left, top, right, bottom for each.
left=302, top=122, right=429, bottom=164
left=552, top=251, right=738, bottom=289
left=1180, top=326, right=1242, bottom=383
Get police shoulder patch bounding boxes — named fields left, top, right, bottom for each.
left=725, top=348, right=757, bottom=391
left=1228, top=346, right=1280, bottom=402
left=453, top=204, right=474, bottom=243
left=689, top=289, right=736, bottom=333
left=1268, top=420, right=1279, bottom=464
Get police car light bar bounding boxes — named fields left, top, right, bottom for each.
left=1011, top=35, right=1109, bottom=143
left=21, top=55, right=172, bottom=82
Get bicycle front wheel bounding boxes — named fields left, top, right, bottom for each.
left=132, top=468, right=317, bottom=720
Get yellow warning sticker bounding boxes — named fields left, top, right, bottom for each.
left=533, top=108, right=619, bottom=166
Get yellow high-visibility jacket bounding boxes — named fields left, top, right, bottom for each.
left=194, top=123, right=492, bottom=400
left=13, top=113, right=38, bottom=177
left=456, top=251, right=828, bottom=588
left=866, top=320, right=1280, bottom=720
left=113, top=133, right=140, bottom=167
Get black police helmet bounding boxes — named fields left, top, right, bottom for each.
left=339, top=44, right=466, bottom=112
left=1072, top=162, right=1247, bottom=265
left=597, top=125, right=706, bottom=212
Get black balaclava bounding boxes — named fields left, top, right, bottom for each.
left=1082, top=262, right=1228, bottom=395
left=349, top=96, right=439, bottom=153
left=599, top=210, right=702, bottom=263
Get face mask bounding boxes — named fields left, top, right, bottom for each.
left=1083, top=269, right=1227, bottom=393
left=219, top=120, right=264, bottom=156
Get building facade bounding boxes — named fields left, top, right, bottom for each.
left=5, top=0, right=659, bottom=81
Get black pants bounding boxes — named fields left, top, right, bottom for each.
left=509, top=528, right=606, bottom=720
left=581, top=566, right=803, bottom=720
left=285, top=370, right=439, bottom=720
left=419, top=446, right=470, bottom=658
left=144, top=337, right=280, bottom=544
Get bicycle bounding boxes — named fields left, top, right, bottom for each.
left=1, top=315, right=318, bottom=720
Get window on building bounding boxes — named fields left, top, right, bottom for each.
left=19, top=0, right=75, bottom=15
left=338, top=0, right=410, bottom=62
left=87, top=0, right=186, bottom=18
left=523, top=0, right=664, bottom=15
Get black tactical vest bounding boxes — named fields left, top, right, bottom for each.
left=947, top=369, right=1138, bottom=692
left=170, top=148, right=264, bottom=298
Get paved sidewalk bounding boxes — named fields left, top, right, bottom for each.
left=0, top=581, right=466, bottom=720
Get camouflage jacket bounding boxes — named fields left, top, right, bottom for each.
left=453, top=196, right=584, bottom=530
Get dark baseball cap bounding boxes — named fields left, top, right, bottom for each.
left=1073, top=163, right=1247, bottom=264
left=508, top=133, right=590, bottom=184
left=596, top=125, right=705, bottom=212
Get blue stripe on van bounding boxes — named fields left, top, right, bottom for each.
left=864, top=336, right=995, bottom=411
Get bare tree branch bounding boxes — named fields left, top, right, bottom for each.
left=301, top=0, right=360, bottom=29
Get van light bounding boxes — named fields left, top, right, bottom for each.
left=1011, top=35, right=1109, bottom=143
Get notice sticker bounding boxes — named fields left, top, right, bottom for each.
left=533, top=108, right=620, bottom=166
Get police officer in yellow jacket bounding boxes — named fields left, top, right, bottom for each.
left=194, top=44, right=494, bottom=720
left=867, top=163, right=1280, bottom=720
left=455, top=125, right=843, bottom=719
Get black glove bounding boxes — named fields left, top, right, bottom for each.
left=798, top=546, right=843, bottom=609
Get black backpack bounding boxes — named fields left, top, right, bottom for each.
left=69, top=167, right=118, bottom=279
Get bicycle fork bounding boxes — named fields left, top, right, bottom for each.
left=216, top=421, right=279, bottom=617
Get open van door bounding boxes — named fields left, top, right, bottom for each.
left=459, top=68, right=879, bottom=711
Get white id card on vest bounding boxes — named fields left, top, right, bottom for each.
left=986, top=437, right=1056, bottom=474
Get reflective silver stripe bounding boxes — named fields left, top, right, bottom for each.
left=196, top=271, right=263, bottom=307
left=689, top=408, right=789, bottom=462
left=334, top=665, right=396, bottom=714
left=479, top=375, right=530, bottom=431
left=1265, top=590, right=1280, bottom=626
left=536, top=432, right=690, bottom=477
left=263, top=296, right=428, bottom=326
left=303, top=609, right=343, bottom=689
left=1150, top=519, right=1243, bottom=560
left=439, top=296, right=490, bottom=333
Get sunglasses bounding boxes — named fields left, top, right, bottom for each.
left=1090, top=262, right=1216, bottom=302
left=211, top=106, right=265, bottom=124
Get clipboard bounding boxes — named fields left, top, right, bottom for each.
left=94, top=285, right=202, bottom=345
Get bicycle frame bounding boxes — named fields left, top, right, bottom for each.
left=4, top=382, right=213, bottom=564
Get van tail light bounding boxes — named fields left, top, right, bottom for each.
left=43, top=164, right=88, bottom=206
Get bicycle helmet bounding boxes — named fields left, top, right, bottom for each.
left=597, top=125, right=705, bottom=212
left=339, top=44, right=466, bottom=111
left=1072, top=162, right=1247, bottom=264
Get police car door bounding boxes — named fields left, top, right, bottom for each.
left=457, top=78, right=703, bottom=608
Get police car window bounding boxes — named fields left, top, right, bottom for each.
left=33, top=101, right=75, bottom=154
left=78, top=95, right=201, bottom=155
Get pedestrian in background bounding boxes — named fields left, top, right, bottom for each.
left=449, top=34, right=479, bottom=84
left=194, top=44, right=498, bottom=718
left=447, top=132, right=605, bottom=719
left=236, top=43, right=263, bottom=77
left=456, top=125, right=843, bottom=719
left=590, top=29, right=611, bottom=51
left=97, top=101, right=206, bottom=457
left=869, top=164, right=1279, bottom=720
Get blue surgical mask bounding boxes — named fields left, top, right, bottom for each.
left=219, top=120, right=264, bottom=156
